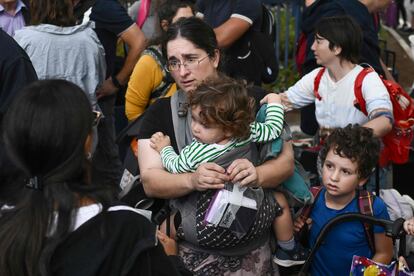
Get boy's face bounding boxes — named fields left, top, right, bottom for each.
left=311, top=34, right=341, bottom=66
left=191, top=105, right=231, bottom=145
left=322, top=148, right=366, bottom=199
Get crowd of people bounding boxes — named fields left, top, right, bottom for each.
left=0, top=0, right=413, bottom=275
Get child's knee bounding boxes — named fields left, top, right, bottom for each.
left=274, top=191, right=289, bottom=209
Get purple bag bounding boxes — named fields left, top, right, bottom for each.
left=382, top=1, right=398, bottom=28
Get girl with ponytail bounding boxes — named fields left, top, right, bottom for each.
left=0, top=80, right=187, bottom=276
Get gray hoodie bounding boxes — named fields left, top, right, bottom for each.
left=14, top=22, right=106, bottom=109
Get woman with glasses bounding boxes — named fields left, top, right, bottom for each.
left=0, top=79, right=190, bottom=276
left=125, top=0, right=195, bottom=121
left=137, top=16, right=295, bottom=275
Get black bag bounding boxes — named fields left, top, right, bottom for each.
left=224, top=4, right=278, bottom=85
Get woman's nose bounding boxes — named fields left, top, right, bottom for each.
left=178, top=64, right=190, bottom=76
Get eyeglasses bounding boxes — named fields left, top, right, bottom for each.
left=92, top=111, right=102, bottom=127
left=166, top=55, right=210, bottom=72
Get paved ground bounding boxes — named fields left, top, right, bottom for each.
left=383, top=26, right=414, bottom=91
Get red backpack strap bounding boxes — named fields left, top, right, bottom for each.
left=299, top=186, right=323, bottom=221
left=353, top=67, right=374, bottom=116
left=357, top=189, right=376, bottom=253
left=313, top=67, right=325, bottom=101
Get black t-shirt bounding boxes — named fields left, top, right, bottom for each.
left=137, top=87, right=266, bottom=153
left=196, top=0, right=262, bottom=32
left=74, top=0, right=134, bottom=77
left=51, top=208, right=185, bottom=276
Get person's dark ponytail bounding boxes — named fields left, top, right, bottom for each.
left=0, top=80, right=112, bottom=276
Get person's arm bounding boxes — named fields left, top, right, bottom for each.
left=279, top=68, right=321, bottom=111
left=117, top=24, right=146, bottom=86
left=138, top=139, right=228, bottom=198
left=361, top=72, right=394, bottom=137
left=208, top=0, right=261, bottom=49
left=214, top=17, right=251, bottom=48
left=97, top=24, right=147, bottom=99
left=363, top=109, right=393, bottom=138
left=249, top=103, right=284, bottom=142
left=256, top=140, right=294, bottom=188
left=372, top=232, right=393, bottom=264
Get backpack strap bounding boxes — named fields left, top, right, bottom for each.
left=313, top=67, right=325, bottom=101
left=299, top=186, right=324, bottom=222
left=353, top=67, right=374, bottom=116
left=357, top=189, right=376, bottom=253
left=143, top=46, right=174, bottom=100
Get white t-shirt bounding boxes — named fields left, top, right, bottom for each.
left=285, top=65, right=392, bottom=129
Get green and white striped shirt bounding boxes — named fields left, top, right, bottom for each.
left=160, top=103, right=284, bottom=173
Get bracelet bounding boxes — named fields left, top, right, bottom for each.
left=111, top=75, right=123, bottom=89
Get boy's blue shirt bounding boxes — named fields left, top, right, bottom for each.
left=309, top=188, right=390, bottom=276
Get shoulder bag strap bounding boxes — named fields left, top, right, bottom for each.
left=313, top=67, right=325, bottom=101
left=357, top=189, right=376, bottom=253
left=353, top=67, right=374, bottom=116
left=170, top=90, right=193, bottom=152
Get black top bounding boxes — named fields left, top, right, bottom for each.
left=74, top=0, right=134, bottom=77
left=137, top=86, right=266, bottom=152
left=51, top=208, right=188, bottom=276
left=196, top=0, right=262, bottom=32
left=0, top=28, right=37, bottom=121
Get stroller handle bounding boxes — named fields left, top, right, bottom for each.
left=298, top=213, right=406, bottom=276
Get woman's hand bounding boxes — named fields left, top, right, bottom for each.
left=190, top=163, right=228, bottom=191
left=227, top=159, right=258, bottom=187
left=157, top=230, right=178, bottom=256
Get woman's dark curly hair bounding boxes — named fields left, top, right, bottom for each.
left=319, top=124, right=381, bottom=179
left=189, top=75, right=255, bottom=140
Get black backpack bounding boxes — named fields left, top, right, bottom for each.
left=225, top=3, right=279, bottom=85
left=261, top=4, right=276, bottom=43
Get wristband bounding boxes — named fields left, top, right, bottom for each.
left=111, top=75, right=123, bottom=89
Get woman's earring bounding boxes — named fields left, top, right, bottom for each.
left=85, top=152, right=92, bottom=161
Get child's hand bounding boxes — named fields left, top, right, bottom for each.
left=157, top=230, right=178, bottom=256
left=294, top=216, right=312, bottom=233
left=150, top=132, right=171, bottom=152
left=404, top=218, right=414, bottom=235
left=260, top=93, right=282, bottom=105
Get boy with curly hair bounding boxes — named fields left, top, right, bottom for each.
left=294, top=124, right=393, bottom=276
left=151, top=75, right=309, bottom=267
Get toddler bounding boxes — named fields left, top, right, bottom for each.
left=151, top=76, right=309, bottom=267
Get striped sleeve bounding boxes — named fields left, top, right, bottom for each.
left=160, top=142, right=232, bottom=173
left=250, top=103, right=284, bottom=143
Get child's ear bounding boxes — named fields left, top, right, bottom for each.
left=224, top=129, right=233, bottom=139
left=333, top=46, right=342, bottom=56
